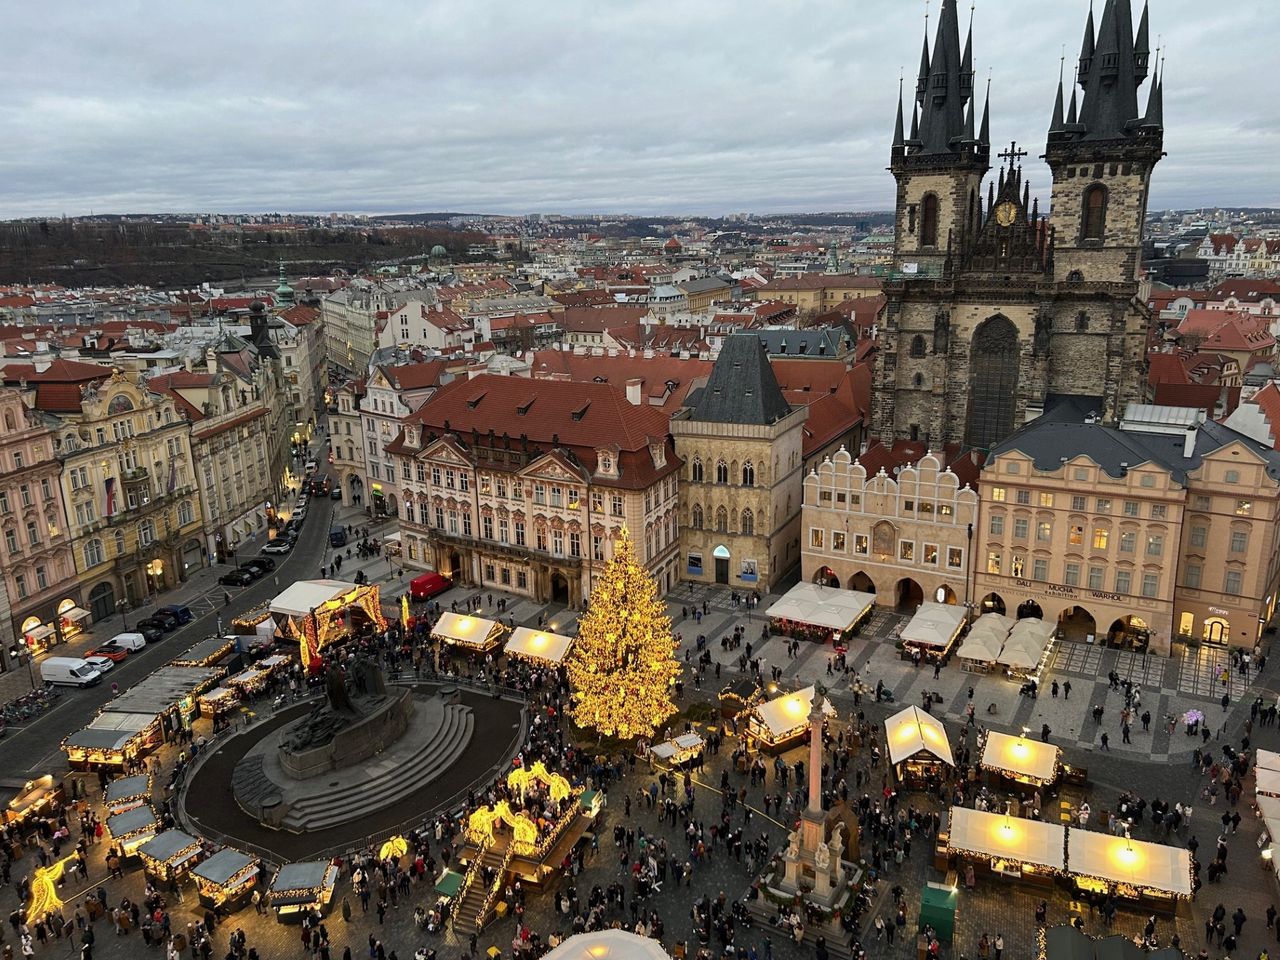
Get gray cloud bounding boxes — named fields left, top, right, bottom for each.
left=2, top=0, right=1275, bottom=217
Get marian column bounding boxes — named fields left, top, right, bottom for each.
left=800, top=682, right=827, bottom=851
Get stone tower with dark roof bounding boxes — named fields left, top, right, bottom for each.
left=672, top=334, right=808, bottom=593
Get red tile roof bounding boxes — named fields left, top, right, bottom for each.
left=382, top=361, right=449, bottom=391
left=3, top=358, right=114, bottom=385
left=279, top=304, right=321, bottom=327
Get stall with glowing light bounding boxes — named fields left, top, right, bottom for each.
left=650, top=733, right=706, bottom=767
left=504, top=627, right=574, bottom=666
left=103, top=774, right=152, bottom=815
left=945, top=807, right=1066, bottom=884
left=1258, top=768, right=1280, bottom=799
left=64, top=713, right=161, bottom=771
left=269, top=860, right=341, bottom=922
left=745, top=685, right=836, bottom=752
left=542, top=930, right=672, bottom=960
left=225, top=667, right=271, bottom=697
left=996, top=619, right=1057, bottom=681
left=432, top=612, right=505, bottom=653
left=105, top=804, right=160, bottom=856
left=198, top=686, right=240, bottom=719
left=1065, top=827, right=1192, bottom=910
left=270, top=579, right=388, bottom=670
left=57, top=599, right=92, bottom=641
left=980, top=730, right=1062, bottom=789
left=169, top=636, right=237, bottom=669
left=138, top=830, right=204, bottom=885
left=766, top=582, right=875, bottom=645
left=885, top=705, right=954, bottom=787
left=2, top=775, right=65, bottom=827
left=191, top=847, right=259, bottom=912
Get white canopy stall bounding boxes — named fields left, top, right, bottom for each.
left=766, top=583, right=875, bottom=643
left=900, top=602, right=967, bottom=658
left=504, top=627, right=574, bottom=666
left=746, top=685, right=836, bottom=750
left=885, top=705, right=953, bottom=786
left=980, top=731, right=1062, bottom=787
left=431, top=612, right=505, bottom=653
left=947, top=807, right=1066, bottom=881
left=1066, top=828, right=1193, bottom=906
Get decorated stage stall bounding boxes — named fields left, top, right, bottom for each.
left=766, top=583, right=875, bottom=645
left=885, top=705, right=954, bottom=787
left=433, top=612, right=506, bottom=654
left=504, top=627, right=574, bottom=667
left=270, top=580, right=388, bottom=671
left=745, top=685, right=836, bottom=752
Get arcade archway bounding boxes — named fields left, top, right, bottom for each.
left=1203, top=616, right=1230, bottom=645
left=551, top=572, right=570, bottom=605
left=813, top=566, right=840, bottom=588
left=934, top=585, right=957, bottom=605
left=1057, top=606, right=1097, bottom=643
left=1016, top=599, right=1044, bottom=620
left=1107, top=615, right=1150, bottom=649
left=849, top=571, right=876, bottom=594
left=895, top=577, right=924, bottom=613
left=979, top=592, right=1006, bottom=616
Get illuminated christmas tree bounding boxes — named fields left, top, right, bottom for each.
left=566, top=526, right=680, bottom=740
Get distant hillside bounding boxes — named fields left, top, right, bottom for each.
left=0, top=220, right=484, bottom=288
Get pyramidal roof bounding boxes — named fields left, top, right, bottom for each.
left=688, top=333, right=792, bottom=425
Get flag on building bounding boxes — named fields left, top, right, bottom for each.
left=105, top=477, right=116, bottom=517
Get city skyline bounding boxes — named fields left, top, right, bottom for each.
left=2, top=0, right=1277, bottom=219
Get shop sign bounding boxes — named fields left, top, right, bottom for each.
left=1091, top=591, right=1124, bottom=602
left=1209, top=606, right=1230, bottom=616
left=1013, top=578, right=1077, bottom=598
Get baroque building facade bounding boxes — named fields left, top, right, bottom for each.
left=871, top=0, right=1164, bottom=452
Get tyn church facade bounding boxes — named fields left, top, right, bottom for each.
left=870, top=0, right=1165, bottom=452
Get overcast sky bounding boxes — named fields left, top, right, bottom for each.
left=3, top=0, right=1275, bottom=219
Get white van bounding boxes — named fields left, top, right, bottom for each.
left=109, top=632, right=148, bottom=652
left=41, top=657, right=102, bottom=688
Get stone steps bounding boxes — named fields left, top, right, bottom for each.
left=277, top=700, right=474, bottom=832
left=453, top=847, right=508, bottom=936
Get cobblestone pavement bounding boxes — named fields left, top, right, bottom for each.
left=5, top=582, right=1280, bottom=960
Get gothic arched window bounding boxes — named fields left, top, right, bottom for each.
left=909, top=334, right=928, bottom=358
left=741, top=461, right=755, bottom=487
left=740, top=509, right=755, bottom=535
left=714, top=506, right=728, bottom=533
left=920, top=194, right=939, bottom=247
left=691, top=456, right=703, bottom=482
left=715, top=459, right=729, bottom=484
left=1082, top=183, right=1107, bottom=240
left=691, top=505, right=703, bottom=529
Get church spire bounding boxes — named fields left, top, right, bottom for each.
left=913, top=0, right=971, bottom=155
left=893, top=76, right=906, bottom=149
left=1078, top=1, right=1096, bottom=79
left=1142, top=53, right=1163, bottom=130
left=1049, top=57, right=1066, bottom=134
left=978, top=77, right=991, bottom=149
left=1134, top=1, right=1151, bottom=81
left=1076, top=0, right=1144, bottom=140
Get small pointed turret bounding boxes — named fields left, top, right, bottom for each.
left=916, top=32, right=931, bottom=100
left=1066, top=85, right=1079, bottom=126
left=961, top=16, right=974, bottom=88
left=1079, top=1, right=1096, bottom=79
left=962, top=98, right=976, bottom=144
left=1142, top=59, right=1164, bottom=130
left=1134, top=1, right=1151, bottom=79
left=893, top=78, right=906, bottom=149
left=1050, top=73, right=1066, bottom=134
left=978, top=80, right=991, bottom=149
left=909, top=104, right=920, bottom=143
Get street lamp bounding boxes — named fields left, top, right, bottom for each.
left=8, top=644, right=35, bottom=690
left=117, top=598, right=131, bottom=631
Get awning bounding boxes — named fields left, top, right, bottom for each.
left=383, top=531, right=402, bottom=544
left=885, top=705, right=954, bottom=766
left=504, top=627, right=573, bottom=665
left=61, top=607, right=92, bottom=623
left=900, top=602, right=967, bottom=649
left=947, top=807, right=1065, bottom=872
left=1065, top=828, right=1192, bottom=897
left=766, top=583, right=875, bottom=632
left=192, top=848, right=256, bottom=886
left=1258, top=749, right=1280, bottom=774
left=980, top=731, right=1061, bottom=784
left=542, top=930, right=672, bottom=960
left=1258, top=768, right=1280, bottom=798
left=651, top=733, right=705, bottom=762
left=432, top=611, right=503, bottom=648
left=24, top=624, right=54, bottom=642
left=752, top=686, right=835, bottom=740
left=270, top=579, right=361, bottom=618
left=957, top=632, right=1003, bottom=663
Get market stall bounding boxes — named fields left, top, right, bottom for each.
left=258, top=654, right=292, bottom=675
left=956, top=629, right=1004, bottom=672
left=138, top=830, right=204, bottom=885
left=885, top=705, right=953, bottom=787
left=650, top=733, right=706, bottom=767
left=269, top=861, right=340, bottom=922
left=198, top=686, right=240, bottom=719
left=542, top=930, right=672, bottom=960
left=946, top=807, right=1066, bottom=885
left=105, top=804, right=159, bottom=855
left=2, top=775, right=65, bottom=827
left=169, top=637, right=236, bottom=668
left=432, top=612, right=505, bottom=653
left=270, top=579, right=388, bottom=670
left=191, top=848, right=259, bottom=912
left=766, top=582, right=876, bottom=644
left=1065, top=828, right=1192, bottom=911
left=996, top=619, right=1056, bottom=679
left=103, top=774, right=152, bottom=815
left=1258, top=749, right=1280, bottom=774
left=745, top=685, right=835, bottom=752
left=1258, top=768, right=1280, bottom=799
left=63, top=713, right=161, bottom=770
left=900, top=602, right=967, bottom=660
left=225, top=667, right=271, bottom=698
left=504, top=627, right=574, bottom=666
left=980, top=731, right=1061, bottom=789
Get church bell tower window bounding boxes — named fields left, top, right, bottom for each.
left=920, top=194, right=939, bottom=247
left=1082, top=183, right=1108, bottom=241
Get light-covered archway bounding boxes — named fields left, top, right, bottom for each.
left=1203, top=616, right=1230, bottom=645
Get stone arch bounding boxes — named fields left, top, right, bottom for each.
left=979, top=592, right=1006, bottom=616
left=848, top=571, right=877, bottom=594
left=895, top=577, right=924, bottom=613
left=813, top=566, right=839, bottom=588
left=964, top=315, right=1020, bottom=450
left=1016, top=599, right=1044, bottom=619
left=1057, top=605, right=1096, bottom=643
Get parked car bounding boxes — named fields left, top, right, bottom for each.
left=146, top=610, right=180, bottom=632
left=83, top=655, right=115, bottom=675
left=108, top=632, right=147, bottom=652
left=137, top=623, right=164, bottom=643
left=87, top=643, right=129, bottom=663
left=285, top=518, right=304, bottom=535
left=238, top=562, right=268, bottom=580
left=293, top=507, right=308, bottom=522
left=330, top=488, right=342, bottom=500
left=157, top=605, right=194, bottom=626
left=219, top=570, right=254, bottom=587
left=262, top=537, right=294, bottom=555
left=329, top=527, right=347, bottom=548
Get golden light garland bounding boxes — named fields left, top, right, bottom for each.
left=27, top=854, right=77, bottom=925
left=507, top=761, right=571, bottom=803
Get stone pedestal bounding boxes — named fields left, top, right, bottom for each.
left=279, top=687, right=414, bottom=779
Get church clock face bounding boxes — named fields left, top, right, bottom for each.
left=994, top=201, right=1018, bottom=227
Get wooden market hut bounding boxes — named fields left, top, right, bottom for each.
left=504, top=627, right=574, bottom=666
left=1065, top=828, right=1192, bottom=913
left=432, top=612, right=505, bottom=653
left=137, top=830, right=204, bottom=885
left=766, top=582, right=875, bottom=645
left=745, top=685, right=835, bottom=752
left=980, top=731, right=1062, bottom=791
left=884, top=705, right=954, bottom=787
left=103, top=774, right=152, bottom=815
left=945, top=807, right=1066, bottom=887
left=269, top=861, right=340, bottom=922
left=191, top=848, right=259, bottom=911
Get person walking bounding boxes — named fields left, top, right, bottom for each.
left=993, top=933, right=1004, bottom=960
left=1100, top=732, right=1110, bottom=751
left=1063, top=680, right=1071, bottom=700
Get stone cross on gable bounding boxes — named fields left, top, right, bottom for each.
left=998, top=141, right=1029, bottom=165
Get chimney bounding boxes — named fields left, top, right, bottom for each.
left=1184, top=423, right=1198, bottom=459
left=625, top=378, right=643, bottom=406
